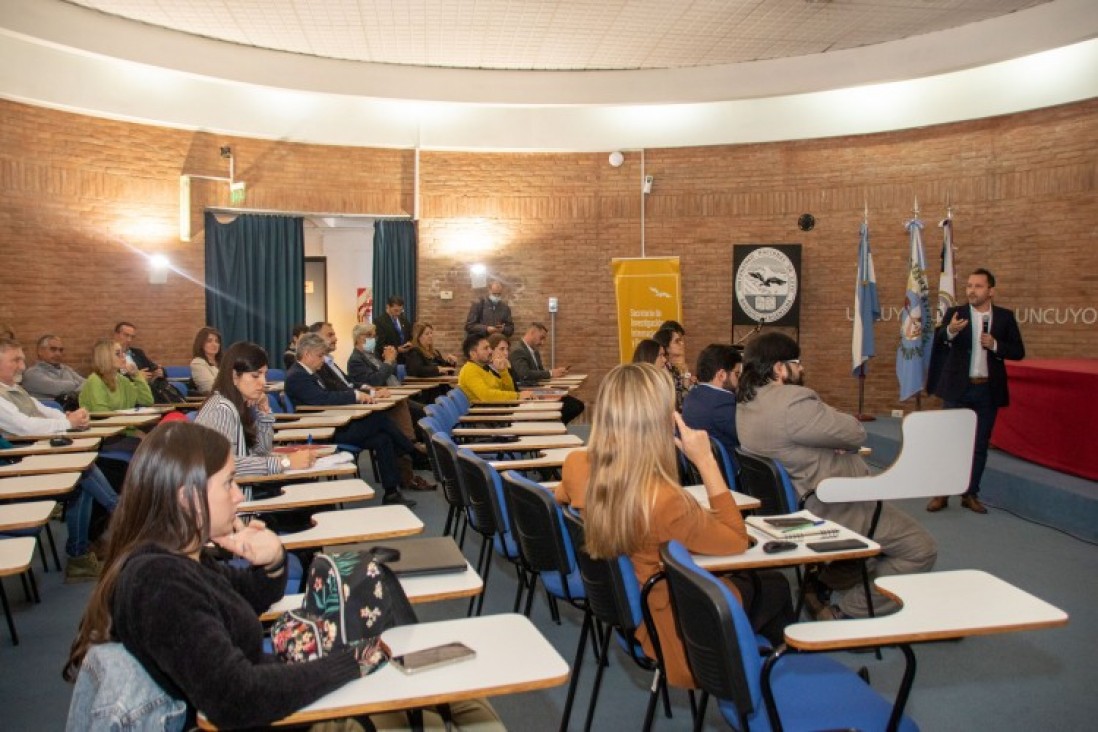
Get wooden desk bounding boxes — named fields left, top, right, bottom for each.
left=0, top=473, right=82, bottom=500
left=694, top=524, right=880, bottom=572
left=90, top=406, right=172, bottom=418
left=0, top=537, right=39, bottom=644
left=783, top=570, right=1068, bottom=731
left=683, top=484, right=762, bottom=512
left=90, top=414, right=162, bottom=428
left=0, top=437, right=101, bottom=457
left=3, top=425, right=125, bottom=441
left=295, top=403, right=393, bottom=413
left=235, top=463, right=357, bottom=485
left=0, top=452, right=97, bottom=478
left=488, top=447, right=583, bottom=472
left=458, top=411, right=563, bottom=423
left=273, top=428, right=335, bottom=443
left=0, top=501, right=57, bottom=531
left=278, top=506, right=423, bottom=550
left=273, top=414, right=354, bottom=429
left=237, top=479, right=375, bottom=513
left=199, top=614, right=568, bottom=728
left=452, top=422, right=567, bottom=438
left=403, top=375, right=458, bottom=385
left=469, top=402, right=563, bottom=414
left=463, top=434, right=584, bottom=453
left=260, top=561, right=483, bottom=621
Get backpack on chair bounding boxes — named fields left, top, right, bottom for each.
left=271, top=552, right=416, bottom=674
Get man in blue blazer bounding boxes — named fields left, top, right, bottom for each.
left=681, top=343, right=742, bottom=469
left=927, top=268, right=1025, bottom=514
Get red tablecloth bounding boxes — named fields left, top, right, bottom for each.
left=991, top=359, right=1098, bottom=481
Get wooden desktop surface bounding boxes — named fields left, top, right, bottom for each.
left=278, top=506, right=424, bottom=550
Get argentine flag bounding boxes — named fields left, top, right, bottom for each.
left=852, top=221, right=881, bottom=374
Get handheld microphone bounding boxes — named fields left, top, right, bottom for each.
left=982, top=317, right=991, bottom=349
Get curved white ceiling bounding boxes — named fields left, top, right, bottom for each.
left=0, top=0, right=1095, bottom=150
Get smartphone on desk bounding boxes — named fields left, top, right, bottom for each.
left=392, top=642, right=476, bottom=674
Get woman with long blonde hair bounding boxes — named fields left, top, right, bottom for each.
left=79, top=338, right=154, bottom=413
left=555, top=362, right=792, bottom=689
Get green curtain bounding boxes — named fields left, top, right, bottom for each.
left=204, top=212, right=304, bottom=361
left=372, top=220, right=418, bottom=323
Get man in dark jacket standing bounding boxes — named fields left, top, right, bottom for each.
left=927, top=268, right=1025, bottom=514
left=464, top=280, right=514, bottom=338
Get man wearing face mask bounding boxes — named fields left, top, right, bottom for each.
left=681, top=344, right=743, bottom=462
left=736, top=333, right=936, bottom=620
left=464, top=279, right=515, bottom=338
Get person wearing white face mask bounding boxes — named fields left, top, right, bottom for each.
left=348, top=322, right=400, bottom=389
left=464, top=279, right=515, bottom=338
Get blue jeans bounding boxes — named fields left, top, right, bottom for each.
left=945, top=382, right=998, bottom=497
left=66, top=465, right=119, bottom=557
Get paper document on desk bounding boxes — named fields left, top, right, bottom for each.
left=283, top=451, right=355, bottom=474
left=746, top=511, right=840, bottom=541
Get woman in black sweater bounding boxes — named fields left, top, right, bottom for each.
left=64, top=422, right=360, bottom=729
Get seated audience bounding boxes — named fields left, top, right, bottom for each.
left=20, top=334, right=85, bottom=401
left=653, top=327, right=692, bottom=410
left=403, top=322, right=457, bottom=378
left=681, top=344, right=742, bottom=463
left=112, top=321, right=163, bottom=380
left=62, top=422, right=362, bottom=729
left=286, top=334, right=421, bottom=506
left=195, top=342, right=315, bottom=478
left=555, top=363, right=792, bottom=689
left=631, top=338, right=667, bottom=369
left=736, top=333, right=937, bottom=619
left=348, top=323, right=400, bottom=388
left=0, top=338, right=118, bottom=581
left=510, top=322, right=585, bottom=424
left=282, top=323, right=308, bottom=371
left=458, top=333, right=533, bottom=403
left=79, top=339, right=154, bottom=413
left=189, top=326, right=222, bottom=394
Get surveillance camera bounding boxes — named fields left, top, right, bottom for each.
left=220, top=146, right=232, bottom=158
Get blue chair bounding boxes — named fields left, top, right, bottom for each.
left=500, top=471, right=588, bottom=730
left=660, top=540, right=919, bottom=732
left=454, top=451, right=523, bottom=616
left=450, top=388, right=470, bottom=413
left=733, top=449, right=800, bottom=516
left=428, top=431, right=470, bottom=547
left=265, top=368, right=286, bottom=382
left=163, top=365, right=191, bottom=380
left=38, top=399, right=62, bottom=411
left=710, top=438, right=739, bottom=490
left=561, top=510, right=671, bottom=732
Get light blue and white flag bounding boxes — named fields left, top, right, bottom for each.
left=897, top=218, right=932, bottom=400
left=936, top=216, right=956, bottom=326
left=852, top=221, right=881, bottom=374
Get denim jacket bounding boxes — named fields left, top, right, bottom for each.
left=66, top=642, right=187, bottom=732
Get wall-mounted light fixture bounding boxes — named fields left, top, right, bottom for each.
left=148, top=253, right=171, bottom=285
left=470, top=263, right=488, bottom=289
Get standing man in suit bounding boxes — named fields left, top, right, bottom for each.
left=511, top=322, right=584, bottom=423
left=737, top=332, right=936, bottom=619
left=112, top=321, right=163, bottom=379
left=681, top=344, right=741, bottom=463
left=927, top=268, right=1025, bottom=514
left=373, top=295, right=413, bottom=360
left=464, top=279, right=514, bottom=338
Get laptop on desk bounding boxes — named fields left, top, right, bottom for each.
left=325, top=536, right=468, bottom=576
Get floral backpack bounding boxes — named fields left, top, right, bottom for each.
left=271, top=552, right=416, bottom=674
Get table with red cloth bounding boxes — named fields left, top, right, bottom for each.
left=991, top=359, right=1098, bottom=481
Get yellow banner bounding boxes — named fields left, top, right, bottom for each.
left=612, top=257, right=683, bottom=363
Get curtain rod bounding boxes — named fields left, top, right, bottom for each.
left=206, top=207, right=412, bottom=219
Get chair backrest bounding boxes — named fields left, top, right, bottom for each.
left=817, top=410, right=977, bottom=503
left=280, top=390, right=296, bottom=413
left=677, top=447, right=703, bottom=487
left=450, top=388, right=471, bottom=412
left=266, top=368, right=286, bottom=382
left=660, top=540, right=761, bottom=724
left=163, top=365, right=191, bottom=380
left=429, top=431, right=468, bottom=512
left=501, top=471, right=578, bottom=587
left=562, top=510, right=643, bottom=636
left=267, top=392, right=286, bottom=414
left=709, top=437, right=738, bottom=490
left=455, top=450, right=511, bottom=543
left=734, top=448, right=798, bottom=515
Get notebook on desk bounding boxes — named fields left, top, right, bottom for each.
left=325, top=536, right=468, bottom=576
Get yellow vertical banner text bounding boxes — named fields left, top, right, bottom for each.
left=612, top=257, right=683, bottom=363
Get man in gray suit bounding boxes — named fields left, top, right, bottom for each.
left=736, top=333, right=936, bottom=619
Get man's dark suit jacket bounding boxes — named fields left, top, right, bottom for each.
left=928, top=304, right=1025, bottom=407
left=681, top=384, right=739, bottom=462
left=127, top=346, right=158, bottom=372
left=510, top=341, right=550, bottom=384
left=373, top=313, right=412, bottom=356
left=284, top=362, right=357, bottom=407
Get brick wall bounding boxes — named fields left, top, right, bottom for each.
left=2, top=98, right=1095, bottom=414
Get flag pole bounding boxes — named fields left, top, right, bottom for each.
left=856, top=199, right=875, bottom=421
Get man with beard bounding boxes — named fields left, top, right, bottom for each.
left=681, top=343, right=742, bottom=461
left=736, top=333, right=936, bottom=620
